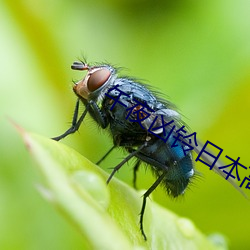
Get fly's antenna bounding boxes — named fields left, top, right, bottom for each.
left=71, top=61, right=89, bottom=71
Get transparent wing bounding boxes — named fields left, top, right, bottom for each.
left=193, top=141, right=248, bottom=199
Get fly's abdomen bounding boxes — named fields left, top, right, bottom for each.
left=136, top=133, right=194, bottom=197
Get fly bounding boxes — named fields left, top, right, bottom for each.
left=52, top=60, right=244, bottom=240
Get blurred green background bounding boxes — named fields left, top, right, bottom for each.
left=1, top=0, right=250, bottom=249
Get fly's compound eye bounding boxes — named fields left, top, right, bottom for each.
left=87, top=68, right=111, bottom=92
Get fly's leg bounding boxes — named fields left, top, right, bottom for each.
left=96, top=145, right=116, bottom=165
left=99, top=148, right=141, bottom=188
left=52, top=99, right=108, bottom=141
left=88, top=100, right=107, bottom=129
left=140, top=173, right=166, bottom=240
left=52, top=99, right=88, bottom=141
left=107, top=143, right=146, bottom=184
left=133, top=160, right=141, bottom=189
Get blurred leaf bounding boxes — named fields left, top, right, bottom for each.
left=17, top=126, right=226, bottom=250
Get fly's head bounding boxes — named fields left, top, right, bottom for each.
left=72, top=61, right=116, bottom=101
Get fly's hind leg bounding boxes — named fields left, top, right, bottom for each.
left=140, top=173, right=166, bottom=240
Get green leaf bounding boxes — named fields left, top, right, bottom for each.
left=19, top=128, right=227, bottom=250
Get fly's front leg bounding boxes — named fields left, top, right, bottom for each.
left=52, top=99, right=108, bottom=141
left=89, top=100, right=108, bottom=129
left=52, top=99, right=89, bottom=141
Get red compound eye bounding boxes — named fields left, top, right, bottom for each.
left=87, top=68, right=111, bottom=92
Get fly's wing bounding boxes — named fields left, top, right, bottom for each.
left=138, top=105, right=248, bottom=199
left=193, top=141, right=249, bottom=199
left=141, top=108, right=181, bottom=133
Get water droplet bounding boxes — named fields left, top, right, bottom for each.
left=71, top=170, right=110, bottom=209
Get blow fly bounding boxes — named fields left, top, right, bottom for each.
left=52, top=60, right=243, bottom=240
